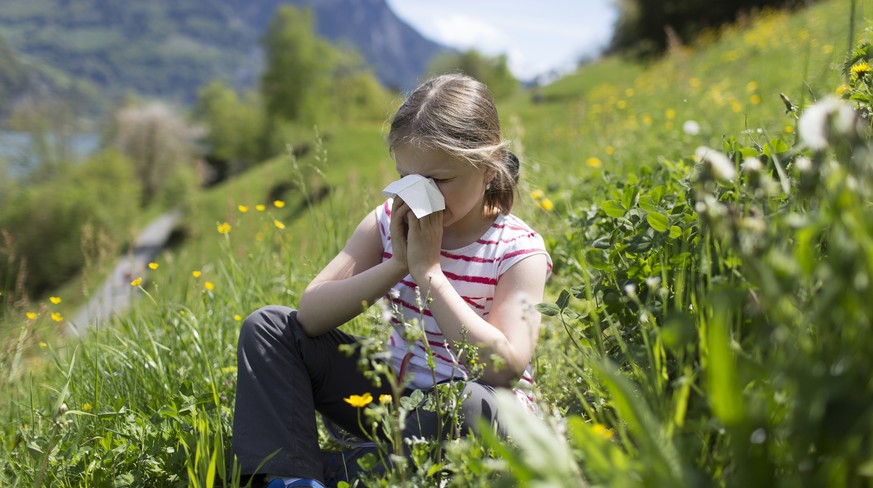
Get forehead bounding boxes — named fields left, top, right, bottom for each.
left=393, top=145, right=473, bottom=175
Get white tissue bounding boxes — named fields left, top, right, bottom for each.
left=382, top=174, right=446, bottom=218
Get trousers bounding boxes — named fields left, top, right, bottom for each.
left=231, top=305, right=502, bottom=483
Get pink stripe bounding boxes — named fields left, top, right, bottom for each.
left=399, top=279, right=417, bottom=288
left=477, top=232, right=536, bottom=246
left=440, top=251, right=497, bottom=264
left=444, top=270, right=497, bottom=285
left=427, top=339, right=450, bottom=349
left=425, top=329, right=444, bottom=337
left=491, top=222, right=531, bottom=233
left=379, top=221, right=387, bottom=238
left=384, top=200, right=392, bottom=216
left=461, top=296, right=485, bottom=309
left=383, top=252, right=392, bottom=260
left=522, top=372, right=533, bottom=382
left=501, top=248, right=543, bottom=261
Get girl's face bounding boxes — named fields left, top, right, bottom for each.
left=394, top=145, right=492, bottom=234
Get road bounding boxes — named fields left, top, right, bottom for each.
left=67, top=209, right=182, bottom=336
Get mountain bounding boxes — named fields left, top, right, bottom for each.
left=0, top=0, right=448, bottom=109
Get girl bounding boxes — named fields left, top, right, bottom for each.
left=232, top=73, right=552, bottom=488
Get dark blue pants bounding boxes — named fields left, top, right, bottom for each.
left=231, top=305, right=501, bottom=485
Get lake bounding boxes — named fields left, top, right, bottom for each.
left=0, top=130, right=100, bottom=178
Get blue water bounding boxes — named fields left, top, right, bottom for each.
left=0, top=131, right=100, bottom=178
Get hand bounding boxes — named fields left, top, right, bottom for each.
left=405, top=208, right=444, bottom=282
left=389, top=197, right=411, bottom=274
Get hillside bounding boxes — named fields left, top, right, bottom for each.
left=0, top=0, right=447, bottom=108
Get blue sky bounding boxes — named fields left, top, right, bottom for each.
left=384, top=0, right=618, bottom=81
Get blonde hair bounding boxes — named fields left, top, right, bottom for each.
left=388, top=73, right=520, bottom=214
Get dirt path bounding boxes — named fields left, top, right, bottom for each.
left=67, top=209, right=182, bottom=336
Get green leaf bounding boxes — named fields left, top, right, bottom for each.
left=601, top=200, right=626, bottom=218
left=647, top=212, right=669, bottom=232
left=556, top=289, right=571, bottom=310
left=638, top=194, right=658, bottom=213
left=535, top=303, right=560, bottom=316
left=669, top=225, right=682, bottom=239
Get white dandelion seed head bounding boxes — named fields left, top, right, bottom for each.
left=683, top=120, right=701, bottom=135
left=795, top=156, right=813, bottom=173
left=624, top=283, right=637, bottom=298
left=798, top=97, right=858, bottom=151
left=695, top=146, right=737, bottom=183
left=742, top=157, right=763, bottom=173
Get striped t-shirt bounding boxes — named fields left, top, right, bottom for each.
left=375, top=199, right=552, bottom=411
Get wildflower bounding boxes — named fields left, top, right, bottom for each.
left=238, top=205, right=249, bottom=213
left=217, top=222, right=232, bottom=234
left=344, top=393, right=373, bottom=408
left=616, top=100, right=627, bottom=110
left=274, top=220, right=286, bottom=230
left=624, top=283, right=637, bottom=299
left=592, top=423, right=615, bottom=440
left=665, top=109, right=676, bottom=120
left=605, top=145, right=615, bottom=156
left=234, top=314, right=243, bottom=321
left=130, top=277, right=143, bottom=287
left=51, top=312, right=63, bottom=322
left=798, top=97, right=858, bottom=151
left=204, top=281, right=215, bottom=291
left=785, top=126, right=794, bottom=133
left=221, top=366, right=237, bottom=374
left=192, top=270, right=201, bottom=278
left=255, top=204, right=266, bottom=212
left=695, top=146, right=737, bottom=183
left=379, top=394, right=392, bottom=404
left=642, top=114, right=653, bottom=126
left=836, top=84, right=850, bottom=96
left=539, top=198, right=554, bottom=211
left=39, top=341, right=47, bottom=349
left=750, top=95, right=761, bottom=105
left=851, top=61, right=871, bottom=79
left=26, top=312, right=37, bottom=320
left=273, top=200, right=285, bottom=208
left=50, top=296, right=62, bottom=304
left=795, top=156, right=813, bottom=173
left=746, top=81, right=758, bottom=92
left=530, top=189, right=544, bottom=200
left=82, top=403, right=92, bottom=412
left=690, top=77, right=701, bottom=89
left=625, top=88, right=635, bottom=97
left=742, top=158, right=763, bottom=173
left=586, top=157, right=603, bottom=169
left=148, top=262, right=159, bottom=270
left=682, top=120, right=701, bottom=135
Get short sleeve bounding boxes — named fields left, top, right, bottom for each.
left=496, top=227, right=552, bottom=280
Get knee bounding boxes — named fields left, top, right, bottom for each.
left=459, top=383, right=500, bottom=432
left=239, top=305, right=298, bottom=349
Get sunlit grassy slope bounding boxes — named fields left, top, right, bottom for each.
left=1, top=0, right=868, bottom=484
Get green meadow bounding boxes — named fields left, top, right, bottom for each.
left=2, top=0, right=871, bottom=485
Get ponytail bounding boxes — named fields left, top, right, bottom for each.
left=485, top=150, right=520, bottom=214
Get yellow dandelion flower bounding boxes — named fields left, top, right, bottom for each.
left=530, top=189, right=544, bottom=200
left=204, top=281, right=215, bottom=291
left=131, top=277, right=143, bottom=287
left=274, top=220, right=285, bottom=230
left=273, top=200, right=285, bottom=208
left=689, top=77, right=701, bottom=89
left=51, top=312, right=63, bottom=322
left=192, top=270, right=201, bottom=278
left=605, top=146, right=616, bottom=156
left=730, top=100, right=742, bottom=113
left=624, top=88, right=635, bottom=97
left=39, top=341, right=47, bottom=349
left=539, top=198, right=555, bottom=212
left=665, top=109, right=676, bottom=120
left=379, top=394, right=392, bottom=404
left=148, top=262, right=159, bottom=270
left=221, top=365, right=238, bottom=374
left=49, top=296, right=62, bottom=304
left=592, top=423, right=615, bottom=440
left=238, top=205, right=249, bottom=213
left=785, top=126, right=794, bottom=134
left=26, top=312, right=37, bottom=320
left=82, top=403, right=92, bottom=412
left=217, top=222, right=232, bottom=234
left=852, top=62, right=871, bottom=78
left=344, top=393, right=373, bottom=408
left=234, top=314, right=243, bottom=321
left=836, top=84, right=850, bottom=95
left=256, top=204, right=266, bottom=212
left=746, top=81, right=758, bottom=92
left=750, top=95, right=761, bottom=105
left=587, top=157, right=603, bottom=169
left=616, top=100, right=627, bottom=110
left=642, top=114, right=653, bottom=126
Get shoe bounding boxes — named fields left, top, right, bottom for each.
left=265, top=478, right=326, bottom=488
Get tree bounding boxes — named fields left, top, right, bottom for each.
left=113, top=102, right=204, bottom=207
left=427, top=50, right=519, bottom=99
left=260, top=6, right=336, bottom=125
left=194, top=81, right=265, bottom=171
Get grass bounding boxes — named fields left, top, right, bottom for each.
left=1, top=0, right=871, bottom=485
